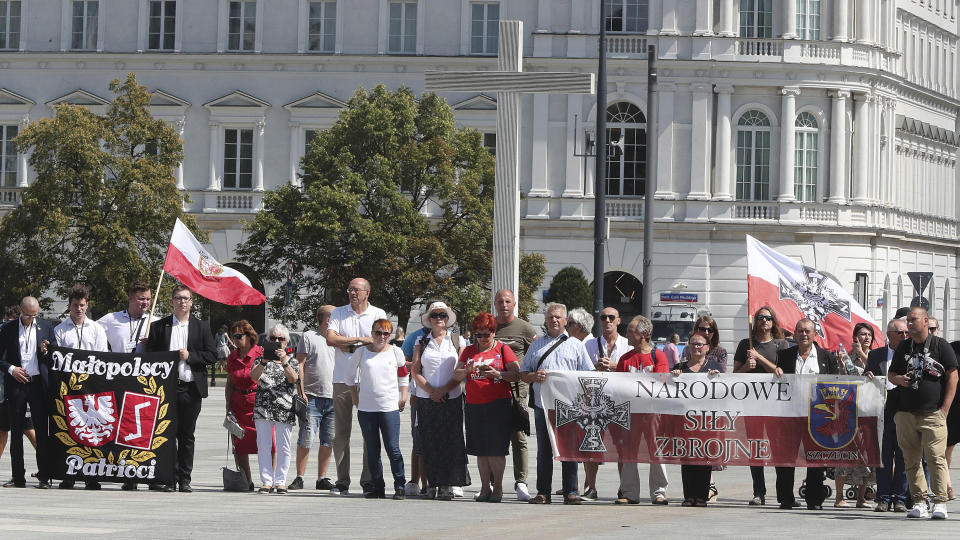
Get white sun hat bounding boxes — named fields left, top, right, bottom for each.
left=421, top=301, right=456, bottom=329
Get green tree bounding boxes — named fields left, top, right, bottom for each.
left=1, top=73, right=204, bottom=316
left=545, top=266, right=593, bottom=313
left=518, top=252, right=547, bottom=321
left=237, top=85, right=495, bottom=330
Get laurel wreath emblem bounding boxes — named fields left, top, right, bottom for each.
left=54, top=373, right=171, bottom=467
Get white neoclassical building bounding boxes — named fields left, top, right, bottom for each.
left=0, top=0, right=958, bottom=348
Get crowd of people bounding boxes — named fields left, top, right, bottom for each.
left=0, top=277, right=957, bottom=520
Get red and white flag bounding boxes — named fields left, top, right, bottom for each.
left=162, top=219, right=266, bottom=306
left=746, top=235, right=884, bottom=350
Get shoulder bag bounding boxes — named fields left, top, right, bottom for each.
left=222, top=434, right=250, bottom=492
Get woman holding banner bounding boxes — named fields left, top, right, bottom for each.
left=225, top=320, right=263, bottom=491
left=833, top=323, right=876, bottom=508
left=733, top=306, right=789, bottom=506
left=672, top=332, right=723, bottom=507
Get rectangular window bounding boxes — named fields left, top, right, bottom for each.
left=304, top=129, right=319, bottom=155
left=797, top=0, right=821, bottom=40
left=223, top=128, right=253, bottom=190
left=470, top=2, right=498, bottom=55
left=482, top=132, right=496, bottom=155
left=1, top=124, right=18, bottom=188
left=228, top=0, right=256, bottom=51
left=853, top=273, right=868, bottom=308
left=308, top=1, right=336, bottom=52
left=739, top=0, right=772, bottom=38
left=736, top=130, right=770, bottom=200
left=388, top=1, right=417, bottom=53
left=0, top=1, right=21, bottom=50
left=794, top=131, right=818, bottom=201
left=605, top=0, right=649, bottom=33
left=71, top=0, right=98, bottom=50
left=148, top=1, right=176, bottom=51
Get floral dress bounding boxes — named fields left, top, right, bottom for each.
left=253, top=357, right=300, bottom=425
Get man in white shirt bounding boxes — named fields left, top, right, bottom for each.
left=326, top=277, right=387, bottom=495
left=53, top=284, right=108, bottom=490
left=578, top=307, right=630, bottom=500
left=289, top=304, right=337, bottom=492
left=97, top=281, right=151, bottom=354
left=565, top=308, right=593, bottom=342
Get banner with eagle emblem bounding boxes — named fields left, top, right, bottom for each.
left=46, top=347, right=179, bottom=485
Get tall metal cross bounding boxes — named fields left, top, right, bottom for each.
left=425, top=20, right=595, bottom=302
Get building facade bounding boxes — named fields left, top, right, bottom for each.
left=0, top=0, right=958, bottom=347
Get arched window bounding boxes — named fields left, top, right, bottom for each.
left=797, top=0, right=821, bottom=40
left=735, top=110, right=771, bottom=200
left=794, top=112, right=819, bottom=202
left=605, top=102, right=646, bottom=197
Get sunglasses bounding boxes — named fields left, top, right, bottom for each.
left=269, top=336, right=286, bottom=342
left=696, top=326, right=714, bottom=333
left=232, top=334, right=245, bottom=340
left=474, top=332, right=492, bottom=338
left=429, top=312, right=448, bottom=320
left=599, top=315, right=617, bottom=322
left=756, top=315, right=774, bottom=322
left=929, top=327, right=938, bottom=332
left=372, top=330, right=392, bottom=337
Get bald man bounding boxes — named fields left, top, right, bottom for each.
left=0, top=297, right=55, bottom=488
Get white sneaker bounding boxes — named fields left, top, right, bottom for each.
left=515, top=481, right=532, bottom=501
left=403, top=481, right=419, bottom=497
left=930, top=503, right=948, bottom=520
left=907, top=503, right=930, bottom=519
left=452, top=486, right=464, bottom=497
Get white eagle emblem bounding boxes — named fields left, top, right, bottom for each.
left=66, top=393, right=118, bottom=447
left=198, top=253, right=224, bottom=277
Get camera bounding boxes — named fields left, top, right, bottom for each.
left=905, top=369, right=921, bottom=390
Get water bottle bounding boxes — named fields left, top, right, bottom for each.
left=839, top=344, right=856, bottom=374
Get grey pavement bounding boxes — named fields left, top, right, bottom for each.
left=1, top=389, right=957, bottom=538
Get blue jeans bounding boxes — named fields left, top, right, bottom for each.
left=357, top=410, right=405, bottom=491
left=534, top=407, right=578, bottom=498
left=876, top=410, right=908, bottom=503
left=297, top=396, right=335, bottom=449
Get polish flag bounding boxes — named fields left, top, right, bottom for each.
left=746, top=235, right=884, bottom=351
left=162, top=219, right=266, bottom=306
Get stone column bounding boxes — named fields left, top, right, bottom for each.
left=207, top=123, right=220, bottom=190
left=655, top=82, right=676, bottom=198
left=174, top=119, right=186, bottom=190
left=647, top=0, right=663, bottom=35
left=660, top=0, right=679, bottom=35
left=856, top=0, right=872, bottom=44
left=834, top=0, right=849, bottom=41
left=778, top=87, right=800, bottom=202
left=851, top=93, right=871, bottom=204
left=528, top=93, right=550, bottom=197
left=563, top=94, right=584, bottom=197
left=254, top=119, right=265, bottom=191
left=713, top=85, right=734, bottom=200
left=783, top=0, right=798, bottom=39
left=17, top=116, right=29, bottom=187
left=828, top=90, right=849, bottom=203
left=288, top=122, right=300, bottom=186
left=718, top=0, right=736, bottom=37
left=694, top=0, right=713, bottom=36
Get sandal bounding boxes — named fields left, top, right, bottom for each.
left=834, top=500, right=848, bottom=508
left=258, top=486, right=271, bottom=494
left=276, top=487, right=288, bottom=495
left=708, top=483, right=718, bottom=501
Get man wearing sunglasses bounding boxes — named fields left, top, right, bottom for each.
left=865, top=318, right=910, bottom=512
left=326, top=277, right=387, bottom=495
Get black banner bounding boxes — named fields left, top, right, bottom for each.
left=46, top=347, right=179, bottom=485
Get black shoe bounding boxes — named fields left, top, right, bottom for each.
left=779, top=501, right=796, bottom=509
left=361, top=481, right=373, bottom=495
left=334, top=482, right=349, bottom=495
left=581, top=487, right=598, bottom=501
left=393, top=489, right=405, bottom=500
left=288, top=477, right=304, bottom=490
left=178, top=482, right=193, bottom=493
left=37, top=480, right=52, bottom=489
left=316, top=477, right=336, bottom=490
left=84, top=481, right=101, bottom=490
left=58, top=480, right=75, bottom=489
left=807, top=504, right=823, bottom=510
left=3, top=479, right=26, bottom=488
left=364, top=489, right=385, bottom=499
left=121, top=481, right=138, bottom=491
left=149, top=483, right=175, bottom=492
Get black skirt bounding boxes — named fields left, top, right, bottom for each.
left=465, top=398, right=512, bottom=457
left=416, top=395, right=469, bottom=487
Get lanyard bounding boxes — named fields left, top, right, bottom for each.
left=126, top=311, right=146, bottom=344
left=20, top=320, right=35, bottom=357
left=75, top=320, right=84, bottom=347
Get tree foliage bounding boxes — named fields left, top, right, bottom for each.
left=518, top=252, right=547, bottom=321
left=0, top=74, right=204, bottom=317
left=545, top=266, right=593, bottom=313
left=238, top=85, right=496, bottom=330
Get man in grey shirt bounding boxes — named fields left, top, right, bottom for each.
left=289, top=305, right=337, bottom=491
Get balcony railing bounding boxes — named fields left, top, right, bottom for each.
left=0, top=187, right=22, bottom=208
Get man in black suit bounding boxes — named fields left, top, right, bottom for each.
left=773, top=318, right=839, bottom=510
left=0, top=296, right=55, bottom=489
left=865, top=318, right=909, bottom=512
left=145, top=284, right=216, bottom=493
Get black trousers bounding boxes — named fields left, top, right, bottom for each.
left=681, top=464, right=712, bottom=501
left=776, top=466, right=827, bottom=508
left=5, top=376, right=51, bottom=483
left=175, top=383, right=203, bottom=484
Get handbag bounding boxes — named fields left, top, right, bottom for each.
left=510, top=381, right=531, bottom=435
left=222, top=435, right=249, bottom=492
left=292, top=393, right=308, bottom=424
left=223, top=412, right=244, bottom=439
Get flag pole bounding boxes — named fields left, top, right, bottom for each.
left=143, top=268, right=165, bottom=340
